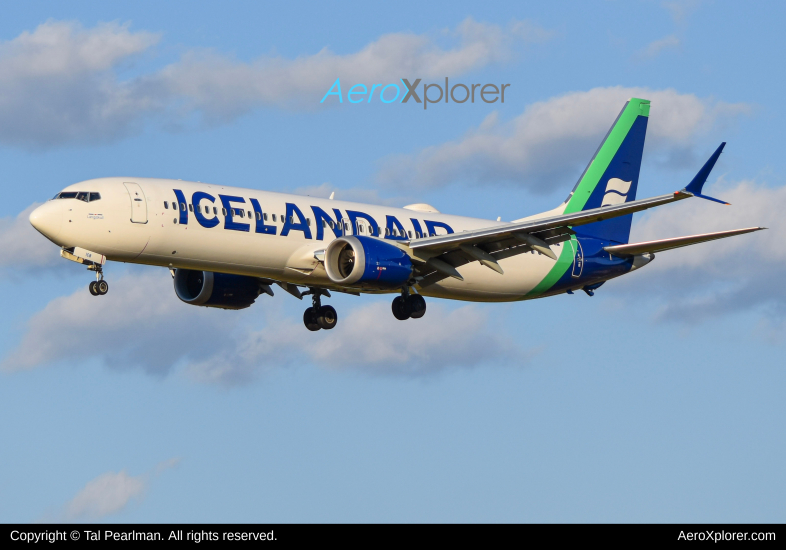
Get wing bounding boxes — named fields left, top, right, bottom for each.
left=406, top=142, right=733, bottom=288
left=406, top=190, right=692, bottom=287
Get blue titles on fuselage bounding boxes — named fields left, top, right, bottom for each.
left=250, top=198, right=276, bottom=235
left=386, top=215, right=407, bottom=240
left=173, top=189, right=189, bottom=225
left=424, top=220, right=454, bottom=237
left=173, top=189, right=454, bottom=240
left=281, top=203, right=312, bottom=239
left=219, top=195, right=250, bottom=232
left=192, top=191, right=219, bottom=228
left=311, top=206, right=344, bottom=240
left=346, top=210, right=380, bottom=237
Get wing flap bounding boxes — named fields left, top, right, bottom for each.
left=603, top=227, right=765, bottom=257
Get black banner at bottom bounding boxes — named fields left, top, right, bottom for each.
left=1, top=524, right=781, bottom=544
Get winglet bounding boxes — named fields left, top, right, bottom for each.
left=682, top=142, right=729, bottom=204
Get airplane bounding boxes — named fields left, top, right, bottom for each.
left=28, top=98, right=764, bottom=331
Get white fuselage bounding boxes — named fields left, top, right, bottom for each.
left=31, top=177, right=568, bottom=301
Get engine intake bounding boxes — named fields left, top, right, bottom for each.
left=325, top=236, right=413, bottom=288
left=174, top=269, right=263, bottom=309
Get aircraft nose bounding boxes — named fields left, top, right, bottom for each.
left=29, top=201, right=63, bottom=240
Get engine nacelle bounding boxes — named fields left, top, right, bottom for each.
left=324, top=236, right=413, bottom=289
left=174, top=269, right=263, bottom=309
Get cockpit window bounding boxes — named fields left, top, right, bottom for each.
left=53, top=191, right=101, bottom=202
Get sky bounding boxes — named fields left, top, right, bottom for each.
left=0, top=0, right=784, bottom=522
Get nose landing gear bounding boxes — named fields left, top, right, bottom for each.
left=391, top=288, right=426, bottom=320
left=87, top=264, right=108, bottom=296
left=302, top=288, right=337, bottom=331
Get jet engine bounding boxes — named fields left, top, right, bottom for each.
left=324, top=236, right=413, bottom=289
left=174, top=269, right=264, bottom=309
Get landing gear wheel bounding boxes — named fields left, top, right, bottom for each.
left=317, top=305, right=338, bottom=330
left=89, top=281, right=99, bottom=296
left=392, top=296, right=411, bottom=320
left=407, top=294, right=426, bottom=319
left=303, top=307, right=321, bottom=331
left=97, top=280, right=109, bottom=295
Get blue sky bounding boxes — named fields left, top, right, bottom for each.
left=0, top=0, right=784, bottom=522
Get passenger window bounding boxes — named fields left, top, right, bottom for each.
left=189, top=204, right=193, bottom=212
left=272, top=214, right=277, bottom=222
left=222, top=208, right=227, bottom=216
left=213, top=207, right=217, bottom=215
left=256, top=212, right=261, bottom=220
left=408, top=231, right=412, bottom=238
left=263, top=213, right=268, bottom=221
left=329, top=221, right=334, bottom=229
left=164, top=201, right=169, bottom=209
left=289, top=216, right=293, bottom=223
left=306, top=218, right=311, bottom=226
left=205, top=205, right=209, bottom=214
left=248, top=211, right=252, bottom=218
left=180, top=203, right=186, bottom=211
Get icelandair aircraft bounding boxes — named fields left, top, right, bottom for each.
left=30, top=98, right=764, bottom=331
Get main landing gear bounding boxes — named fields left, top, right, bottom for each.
left=391, top=288, right=426, bottom=321
left=87, top=264, right=108, bottom=296
left=302, top=288, right=337, bottom=331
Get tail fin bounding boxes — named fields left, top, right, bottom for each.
left=564, top=98, right=650, bottom=244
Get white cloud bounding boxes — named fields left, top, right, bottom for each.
left=376, top=87, right=751, bottom=192
left=61, top=458, right=179, bottom=521
left=0, top=203, right=63, bottom=275
left=141, top=17, right=549, bottom=121
left=2, top=266, right=525, bottom=383
left=638, top=34, right=680, bottom=58
left=662, top=0, right=704, bottom=25
left=0, top=271, right=241, bottom=374
left=309, top=302, right=524, bottom=374
left=0, top=20, right=159, bottom=148
left=65, top=470, right=145, bottom=520
left=186, top=302, right=525, bottom=384
left=613, top=179, right=784, bottom=325
left=0, top=18, right=549, bottom=147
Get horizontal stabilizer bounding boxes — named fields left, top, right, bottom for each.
left=604, top=227, right=765, bottom=256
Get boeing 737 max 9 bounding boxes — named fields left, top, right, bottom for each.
left=29, top=98, right=764, bottom=331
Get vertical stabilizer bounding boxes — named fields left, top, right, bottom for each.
left=564, top=98, right=650, bottom=243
